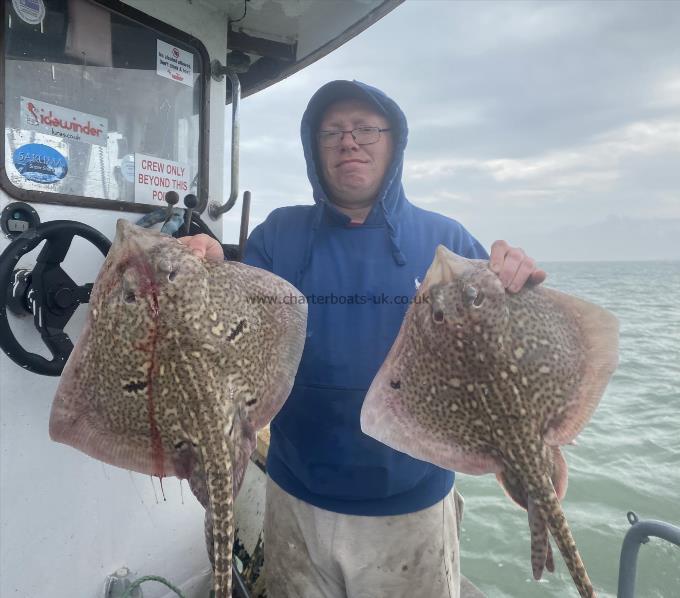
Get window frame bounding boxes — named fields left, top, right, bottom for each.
left=0, top=0, right=211, bottom=214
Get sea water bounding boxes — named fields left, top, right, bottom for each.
left=457, top=261, right=680, bottom=598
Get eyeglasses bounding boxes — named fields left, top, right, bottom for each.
left=318, top=126, right=391, bottom=148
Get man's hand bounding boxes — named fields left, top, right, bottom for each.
left=488, top=240, right=546, bottom=294
left=178, top=234, right=224, bottom=263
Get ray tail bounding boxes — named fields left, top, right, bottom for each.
left=528, top=497, right=555, bottom=579
left=203, top=447, right=234, bottom=598
left=529, top=475, right=595, bottom=598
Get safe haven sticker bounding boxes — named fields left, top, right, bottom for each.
left=12, top=0, right=45, bottom=25
left=119, top=154, right=136, bottom=183
left=13, top=143, right=68, bottom=184
left=134, top=153, right=190, bottom=203
left=157, top=40, right=194, bottom=87
left=21, top=97, right=108, bottom=146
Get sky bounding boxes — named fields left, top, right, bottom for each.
left=223, top=0, right=680, bottom=262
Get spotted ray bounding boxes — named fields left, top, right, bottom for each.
left=49, top=219, right=307, bottom=598
left=361, top=245, right=618, bottom=598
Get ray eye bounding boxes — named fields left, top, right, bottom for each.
left=124, top=291, right=136, bottom=303
left=464, top=285, right=478, bottom=304
left=433, top=309, right=444, bottom=323
left=168, top=270, right=178, bottom=282
left=473, top=290, right=485, bottom=307
left=464, top=285, right=485, bottom=307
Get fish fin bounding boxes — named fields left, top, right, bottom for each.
left=496, top=470, right=528, bottom=509
left=529, top=474, right=595, bottom=597
left=497, top=469, right=555, bottom=581
left=538, top=446, right=566, bottom=579
left=362, top=380, right=500, bottom=475
left=203, top=447, right=234, bottom=598
left=551, top=446, right=568, bottom=500
left=528, top=496, right=552, bottom=580
left=546, top=542, right=555, bottom=573
left=231, top=412, right=256, bottom=496
left=183, top=450, right=217, bottom=571
left=49, top=320, right=177, bottom=478
left=497, top=448, right=566, bottom=506
left=497, top=453, right=564, bottom=581
left=541, top=288, right=618, bottom=446
left=361, top=308, right=502, bottom=475
left=207, top=262, right=307, bottom=433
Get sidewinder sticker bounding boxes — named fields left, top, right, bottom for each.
left=21, top=97, right=108, bottom=147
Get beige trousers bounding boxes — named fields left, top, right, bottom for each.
left=264, top=477, right=464, bottom=598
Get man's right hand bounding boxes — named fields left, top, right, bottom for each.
left=178, top=234, right=225, bottom=263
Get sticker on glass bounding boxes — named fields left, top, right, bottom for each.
left=134, top=153, right=190, bottom=203
left=13, top=144, right=68, bottom=184
left=157, top=40, right=194, bottom=87
left=21, top=97, right=108, bottom=146
left=11, top=0, right=45, bottom=25
left=119, top=154, right=136, bottom=183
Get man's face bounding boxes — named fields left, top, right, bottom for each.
left=317, top=98, right=394, bottom=210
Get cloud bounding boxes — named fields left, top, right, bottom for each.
left=405, top=117, right=680, bottom=198
left=240, top=136, right=298, bottom=153
left=226, top=0, right=680, bottom=260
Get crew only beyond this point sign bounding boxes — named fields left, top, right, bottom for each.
left=134, top=153, right=190, bottom=203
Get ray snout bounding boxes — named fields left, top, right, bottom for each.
left=420, top=245, right=473, bottom=293
left=114, top=219, right=165, bottom=256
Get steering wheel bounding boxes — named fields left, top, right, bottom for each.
left=0, top=220, right=111, bottom=376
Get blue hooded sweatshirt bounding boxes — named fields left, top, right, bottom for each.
left=244, top=80, right=489, bottom=516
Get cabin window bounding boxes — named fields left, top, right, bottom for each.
left=1, top=0, right=208, bottom=211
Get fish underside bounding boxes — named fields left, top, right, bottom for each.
left=49, top=220, right=307, bottom=597
left=361, top=246, right=619, bottom=598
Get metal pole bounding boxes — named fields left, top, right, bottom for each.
left=209, top=70, right=241, bottom=219
left=237, top=190, right=251, bottom=262
left=231, top=562, right=251, bottom=598
left=617, top=511, right=680, bottom=598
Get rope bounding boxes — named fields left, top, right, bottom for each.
left=121, top=575, right=186, bottom=598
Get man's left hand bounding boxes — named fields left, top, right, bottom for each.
left=488, top=240, right=547, bottom=294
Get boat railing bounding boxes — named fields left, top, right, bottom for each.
left=617, top=511, right=680, bottom=598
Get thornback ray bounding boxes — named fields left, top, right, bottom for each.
left=361, top=245, right=618, bottom=598
left=49, top=219, right=307, bottom=598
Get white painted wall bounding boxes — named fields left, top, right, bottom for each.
left=0, top=1, right=229, bottom=596
left=1, top=2, right=399, bottom=595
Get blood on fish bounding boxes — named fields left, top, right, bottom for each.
left=157, top=475, right=167, bottom=501
left=145, top=303, right=165, bottom=480
left=48, top=219, right=308, bottom=598
left=124, top=253, right=165, bottom=479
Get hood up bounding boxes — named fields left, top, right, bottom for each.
left=299, top=80, right=410, bottom=269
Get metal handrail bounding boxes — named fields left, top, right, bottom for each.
left=209, top=69, right=241, bottom=219
left=617, top=511, right=680, bottom=598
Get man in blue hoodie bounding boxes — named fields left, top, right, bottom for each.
left=184, top=80, right=545, bottom=597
